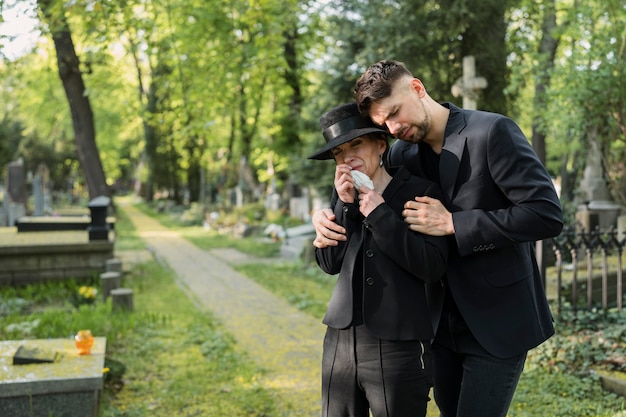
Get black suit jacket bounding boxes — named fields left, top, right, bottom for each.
left=316, top=166, right=448, bottom=341
left=390, top=103, right=563, bottom=358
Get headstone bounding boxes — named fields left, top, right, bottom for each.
left=37, top=163, right=52, bottom=215
left=266, top=193, right=281, bottom=211
left=106, top=258, right=123, bottom=273
left=312, top=196, right=329, bottom=212
left=290, top=196, right=310, bottom=221
left=280, top=223, right=316, bottom=260
left=617, top=215, right=626, bottom=243
left=33, top=174, right=44, bottom=216
left=4, top=161, right=27, bottom=226
left=451, top=55, right=488, bottom=110
left=0, top=184, right=6, bottom=226
left=6, top=161, right=27, bottom=205
left=0, top=338, right=106, bottom=417
left=577, top=140, right=622, bottom=229
left=111, top=288, right=134, bottom=312
left=87, top=196, right=111, bottom=241
left=579, top=141, right=611, bottom=201
left=100, top=271, right=122, bottom=300
left=235, top=186, right=243, bottom=207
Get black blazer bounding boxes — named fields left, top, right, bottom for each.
left=316, top=166, right=448, bottom=341
left=390, top=103, right=563, bottom=358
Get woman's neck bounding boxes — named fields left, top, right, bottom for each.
left=371, top=166, right=392, bottom=194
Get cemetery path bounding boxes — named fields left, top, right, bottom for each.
left=118, top=202, right=324, bottom=417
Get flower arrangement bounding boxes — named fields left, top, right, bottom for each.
left=70, top=286, right=98, bottom=308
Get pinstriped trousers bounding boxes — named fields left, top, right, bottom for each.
left=321, top=325, right=432, bottom=417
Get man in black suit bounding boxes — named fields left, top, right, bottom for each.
left=312, top=60, right=563, bottom=417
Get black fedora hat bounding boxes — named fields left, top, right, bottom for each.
left=307, top=102, right=388, bottom=160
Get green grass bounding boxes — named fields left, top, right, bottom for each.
left=0, top=203, right=282, bottom=417
left=510, top=364, right=624, bottom=416
left=134, top=201, right=626, bottom=417
left=110, top=203, right=145, bottom=251
left=3, top=198, right=625, bottom=417
left=1, top=263, right=281, bottom=417
left=100, top=261, right=280, bottom=417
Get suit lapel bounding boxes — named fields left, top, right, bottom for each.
left=439, top=108, right=468, bottom=206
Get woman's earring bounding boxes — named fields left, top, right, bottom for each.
left=379, top=154, right=384, bottom=167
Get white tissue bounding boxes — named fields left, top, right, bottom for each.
left=351, top=170, right=374, bottom=190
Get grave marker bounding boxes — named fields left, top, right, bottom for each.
left=0, top=337, right=106, bottom=417
left=451, top=55, right=488, bottom=110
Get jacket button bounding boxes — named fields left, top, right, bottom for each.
left=343, top=206, right=349, bottom=213
left=366, top=277, right=374, bottom=285
left=365, top=249, right=374, bottom=257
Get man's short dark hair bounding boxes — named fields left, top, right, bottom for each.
left=354, top=60, right=413, bottom=116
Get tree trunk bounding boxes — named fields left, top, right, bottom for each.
left=38, top=0, right=109, bottom=200
left=461, top=0, right=509, bottom=113
left=532, top=0, right=560, bottom=165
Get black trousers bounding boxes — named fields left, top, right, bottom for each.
left=321, top=325, right=432, bottom=417
left=432, top=310, right=527, bottom=417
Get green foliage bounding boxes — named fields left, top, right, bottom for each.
left=1, top=0, right=625, bottom=227
left=508, top=0, right=626, bottom=203
left=510, top=365, right=624, bottom=416
left=532, top=310, right=626, bottom=375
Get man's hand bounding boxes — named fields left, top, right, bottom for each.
left=403, top=196, right=455, bottom=236
left=312, top=208, right=347, bottom=248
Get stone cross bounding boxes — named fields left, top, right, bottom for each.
left=451, top=55, right=488, bottom=110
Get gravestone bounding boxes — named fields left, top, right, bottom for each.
left=100, top=271, right=122, bottom=300
left=105, top=258, right=123, bottom=273
left=619, top=215, right=626, bottom=243
left=311, top=196, right=329, bottom=213
left=451, top=55, right=488, bottom=110
left=290, top=196, right=310, bottom=221
left=577, top=140, right=622, bottom=229
left=111, top=288, right=134, bottom=312
left=0, top=337, right=106, bottom=417
left=33, top=174, right=44, bottom=216
left=3, top=160, right=27, bottom=226
left=265, top=193, right=281, bottom=211
left=87, top=196, right=111, bottom=241
left=0, top=184, right=5, bottom=226
left=280, top=223, right=316, bottom=260
left=34, top=163, right=51, bottom=216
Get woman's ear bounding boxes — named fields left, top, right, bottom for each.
left=378, top=137, right=388, bottom=154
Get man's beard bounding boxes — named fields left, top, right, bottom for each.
left=407, top=113, right=430, bottom=143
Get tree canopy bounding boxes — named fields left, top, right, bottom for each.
left=0, top=0, right=623, bottom=212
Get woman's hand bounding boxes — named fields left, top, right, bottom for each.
left=334, top=164, right=355, bottom=203
left=358, top=187, right=384, bottom=217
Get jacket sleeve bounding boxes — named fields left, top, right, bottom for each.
left=452, top=116, right=563, bottom=257
left=314, top=198, right=361, bottom=275
left=364, top=190, right=448, bottom=284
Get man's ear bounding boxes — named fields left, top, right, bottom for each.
left=411, top=78, right=426, bottom=98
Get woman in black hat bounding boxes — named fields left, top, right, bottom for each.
left=308, top=102, right=448, bottom=417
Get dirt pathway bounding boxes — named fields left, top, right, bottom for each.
left=118, top=203, right=325, bottom=416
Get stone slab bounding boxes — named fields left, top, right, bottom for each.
left=0, top=337, right=106, bottom=417
left=0, top=228, right=113, bottom=286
